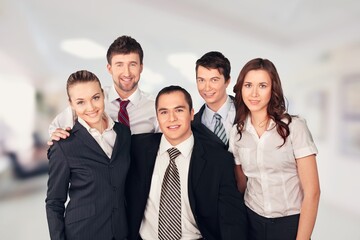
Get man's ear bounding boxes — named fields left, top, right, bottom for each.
left=225, top=77, right=231, bottom=87
left=106, top=64, right=112, bottom=74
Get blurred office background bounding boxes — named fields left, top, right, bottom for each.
left=0, top=0, right=360, bottom=239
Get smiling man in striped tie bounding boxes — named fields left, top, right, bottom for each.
left=126, top=85, right=248, bottom=240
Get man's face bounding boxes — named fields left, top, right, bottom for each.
left=196, top=66, right=230, bottom=112
left=107, top=52, right=143, bottom=99
left=156, top=91, right=194, bottom=146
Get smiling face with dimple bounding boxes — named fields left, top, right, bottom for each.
left=68, top=81, right=105, bottom=130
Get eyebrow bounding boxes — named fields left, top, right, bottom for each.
left=157, top=105, right=186, bottom=111
left=74, top=92, right=100, bottom=101
left=114, top=60, right=138, bottom=64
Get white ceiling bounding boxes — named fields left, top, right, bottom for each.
left=1, top=0, right=360, bottom=101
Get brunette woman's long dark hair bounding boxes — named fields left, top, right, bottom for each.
left=233, top=58, right=292, bottom=147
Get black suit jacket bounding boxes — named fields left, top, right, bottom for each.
left=46, top=121, right=131, bottom=240
left=192, top=96, right=235, bottom=150
left=126, top=131, right=248, bottom=240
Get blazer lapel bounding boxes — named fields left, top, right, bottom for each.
left=193, top=104, right=226, bottom=148
left=144, top=134, right=162, bottom=191
left=73, top=121, right=109, bottom=164
left=188, top=138, right=207, bottom=213
left=110, top=123, right=128, bottom=162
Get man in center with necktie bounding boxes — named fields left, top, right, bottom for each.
left=126, top=85, right=248, bottom=240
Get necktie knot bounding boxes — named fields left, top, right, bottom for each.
left=119, top=99, right=130, bottom=108
left=167, top=147, right=181, bottom=162
left=214, top=113, right=222, bottom=121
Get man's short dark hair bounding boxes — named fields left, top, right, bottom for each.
left=195, top=51, right=231, bottom=81
left=155, top=85, right=193, bottom=112
left=106, top=35, right=144, bottom=64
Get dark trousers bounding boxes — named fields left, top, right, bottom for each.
left=247, top=207, right=300, bottom=240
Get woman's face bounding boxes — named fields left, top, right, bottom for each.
left=68, top=81, right=104, bottom=128
left=241, top=69, right=272, bottom=114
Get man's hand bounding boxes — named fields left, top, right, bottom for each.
left=47, top=127, right=71, bottom=146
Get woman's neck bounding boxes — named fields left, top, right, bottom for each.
left=250, top=112, right=269, bottom=137
left=90, top=115, right=108, bottom=134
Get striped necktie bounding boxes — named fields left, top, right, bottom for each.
left=214, top=113, right=228, bottom=144
left=117, top=99, right=130, bottom=127
left=158, top=147, right=182, bottom=240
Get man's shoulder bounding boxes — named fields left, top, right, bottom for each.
left=131, top=132, right=162, bottom=143
left=138, top=88, right=156, bottom=101
left=130, top=133, right=161, bottom=159
left=194, top=133, right=232, bottom=157
left=113, top=122, right=131, bottom=136
left=193, top=103, right=206, bottom=122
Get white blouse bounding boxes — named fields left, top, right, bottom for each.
left=229, top=116, right=318, bottom=218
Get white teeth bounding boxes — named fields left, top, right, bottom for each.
left=204, top=93, right=215, bottom=97
left=168, top=125, right=179, bottom=129
left=87, top=112, right=98, bottom=117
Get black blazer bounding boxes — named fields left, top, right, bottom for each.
left=192, top=96, right=236, bottom=150
left=46, top=121, right=131, bottom=240
left=126, top=131, right=248, bottom=240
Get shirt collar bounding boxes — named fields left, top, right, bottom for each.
left=159, top=134, right=194, bottom=159
left=78, top=112, right=115, bottom=133
left=109, top=85, right=142, bottom=107
left=244, top=115, right=276, bottom=131
left=204, top=96, right=232, bottom=123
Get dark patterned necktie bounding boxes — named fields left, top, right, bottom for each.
left=117, top=99, right=130, bottom=127
left=158, top=147, right=182, bottom=240
left=214, top=113, right=228, bottom=144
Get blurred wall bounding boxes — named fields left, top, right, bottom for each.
left=0, top=1, right=359, bottom=239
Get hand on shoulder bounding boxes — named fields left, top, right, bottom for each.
left=47, top=127, right=71, bottom=146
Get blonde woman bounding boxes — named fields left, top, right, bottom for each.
left=46, top=70, right=130, bottom=240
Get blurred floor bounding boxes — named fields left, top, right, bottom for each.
left=0, top=174, right=49, bottom=240
left=0, top=174, right=359, bottom=240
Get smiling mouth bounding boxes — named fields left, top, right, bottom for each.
left=121, top=77, right=132, bottom=82
left=168, top=125, right=180, bottom=130
left=86, top=112, right=99, bottom=117
left=203, top=92, right=215, bottom=97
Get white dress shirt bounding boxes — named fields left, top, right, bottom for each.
left=48, top=86, right=158, bottom=136
left=139, top=134, right=202, bottom=240
left=201, top=96, right=235, bottom=140
left=77, top=113, right=116, bottom=158
left=229, top=116, right=318, bottom=218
